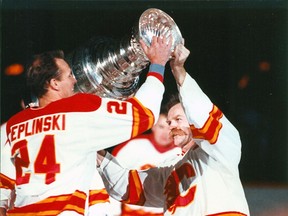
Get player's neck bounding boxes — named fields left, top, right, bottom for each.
left=38, top=94, right=58, bottom=107
left=181, top=139, right=196, bottom=154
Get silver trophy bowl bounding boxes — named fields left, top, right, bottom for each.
left=68, top=8, right=182, bottom=100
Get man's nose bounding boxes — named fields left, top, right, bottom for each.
left=73, top=76, right=77, bottom=84
left=169, top=121, right=177, bottom=129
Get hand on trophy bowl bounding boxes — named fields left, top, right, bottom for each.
left=136, top=8, right=183, bottom=58
left=69, top=8, right=183, bottom=100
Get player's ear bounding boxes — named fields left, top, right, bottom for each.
left=49, top=78, right=60, bottom=91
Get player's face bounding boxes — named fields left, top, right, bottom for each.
left=55, top=58, right=77, bottom=98
left=167, top=103, right=194, bottom=150
left=152, top=114, right=173, bottom=147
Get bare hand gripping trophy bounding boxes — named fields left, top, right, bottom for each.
left=68, top=8, right=182, bottom=100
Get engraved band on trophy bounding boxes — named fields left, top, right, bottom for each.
left=68, top=8, right=182, bottom=100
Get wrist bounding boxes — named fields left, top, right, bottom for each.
left=149, top=64, right=165, bottom=75
left=148, top=64, right=165, bottom=82
left=171, top=65, right=185, bottom=73
left=172, top=67, right=187, bottom=86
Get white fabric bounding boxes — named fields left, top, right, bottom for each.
left=112, top=135, right=181, bottom=215
left=98, top=73, right=250, bottom=215
left=0, top=123, right=15, bottom=209
left=1, top=74, right=164, bottom=215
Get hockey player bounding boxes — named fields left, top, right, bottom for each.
left=96, top=43, right=250, bottom=215
left=0, top=36, right=172, bottom=215
left=110, top=111, right=181, bottom=216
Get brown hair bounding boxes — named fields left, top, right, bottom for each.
left=26, top=50, right=64, bottom=98
left=165, top=93, right=180, bottom=112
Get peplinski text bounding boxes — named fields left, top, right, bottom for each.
left=10, top=114, right=66, bottom=141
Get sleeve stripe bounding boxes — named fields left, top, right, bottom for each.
left=0, top=173, right=15, bottom=190
left=127, top=97, right=154, bottom=138
left=207, top=212, right=248, bottom=216
left=131, top=107, right=140, bottom=137
left=147, top=72, right=164, bottom=82
left=122, top=204, right=163, bottom=215
left=89, top=189, right=110, bottom=206
left=190, top=105, right=223, bottom=144
left=123, top=170, right=146, bottom=205
left=7, top=190, right=86, bottom=215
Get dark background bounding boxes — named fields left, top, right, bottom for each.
left=1, top=0, right=287, bottom=184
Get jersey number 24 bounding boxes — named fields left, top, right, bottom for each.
left=12, top=134, right=60, bottom=185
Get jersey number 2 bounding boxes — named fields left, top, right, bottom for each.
left=14, top=135, right=60, bottom=185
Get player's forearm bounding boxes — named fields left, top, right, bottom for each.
left=178, top=73, right=213, bottom=126
left=97, top=151, right=165, bottom=208
left=179, top=73, right=241, bottom=166
left=134, top=64, right=165, bottom=122
left=171, top=66, right=186, bottom=86
left=170, top=43, right=190, bottom=86
left=97, top=152, right=130, bottom=201
left=132, top=34, right=168, bottom=124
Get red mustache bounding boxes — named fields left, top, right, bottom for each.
left=170, top=128, right=187, bottom=137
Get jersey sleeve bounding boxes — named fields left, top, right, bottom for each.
left=0, top=123, right=16, bottom=210
left=132, top=64, right=165, bottom=122
left=97, top=152, right=170, bottom=208
left=82, top=65, right=165, bottom=151
left=2, top=64, right=167, bottom=214
left=178, top=73, right=241, bottom=169
left=6, top=64, right=166, bottom=153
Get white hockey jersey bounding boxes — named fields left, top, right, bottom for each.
left=113, top=133, right=182, bottom=170
left=87, top=170, right=112, bottom=216
left=111, top=133, right=182, bottom=215
left=0, top=123, right=16, bottom=210
left=0, top=66, right=165, bottom=216
left=97, top=73, right=250, bottom=216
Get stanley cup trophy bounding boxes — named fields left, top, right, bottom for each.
left=67, top=8, right=182, bottom=100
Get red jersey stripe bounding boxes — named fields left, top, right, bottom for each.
left=147, top=72, right=164, bottom=82
left=122, top=203, right=164, bottom=216
left=0, top=173, right=15, bottom=190
left=207, top=212, right=247, bottom=216
left=127, top=97, right=154, bottom=139
left=6, top=93, right=102, bottom=136
left=7, top=190, right=86, bottom=215
left=123, top=170, right=146, bottom=205
left=88, top=188, right=109, bottom=206
left=190, top=105, right=223, bottom=144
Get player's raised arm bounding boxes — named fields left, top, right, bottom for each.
left=169, top=42, right=190, bottom=86
left=97, top=42, right=249, bottom=215
left=97, top=150, right=168, bottom=208
left=132, top=36, right=172, bottom=121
